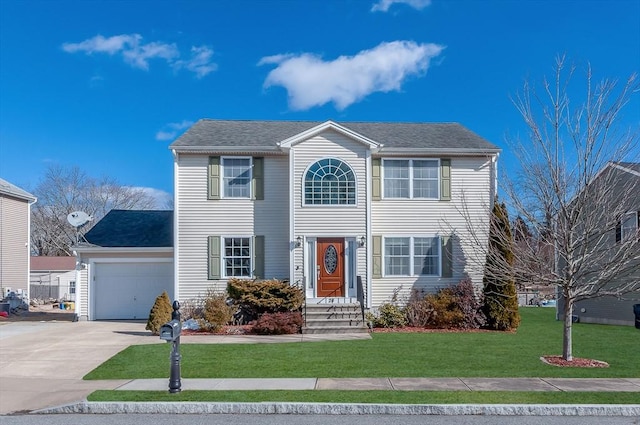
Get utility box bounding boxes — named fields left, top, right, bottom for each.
left=633, top=304, right=640, bottom=330
left=160, top=320, right=181, bottom=341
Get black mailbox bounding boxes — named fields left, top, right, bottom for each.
left=160, top=320, right=181, bottom=341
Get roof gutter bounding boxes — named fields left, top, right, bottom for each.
left=73, top=247, right=174, bottom=255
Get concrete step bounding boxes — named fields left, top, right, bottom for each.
left=303, top=302, right=367, bottom=334
left=301, top=325, right=369, bottom=334
left=304, top=318, right=365, bottom=328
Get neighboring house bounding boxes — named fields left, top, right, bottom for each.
left=30, top=256, right=77, bottom=301
left=74, top=210, right=173, bottom=320
left=0, top=178, right=36, bottom=299
left=572, top=162, right=640, bottom=326
left=74, top=119, right=499, bottom=321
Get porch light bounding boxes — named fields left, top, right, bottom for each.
left=359, top=236, right=366, bottom=247
left=295, top=236, right=302, bottom=248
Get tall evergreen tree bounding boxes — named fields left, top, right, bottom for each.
left=482, top=200, right=521, bottom=330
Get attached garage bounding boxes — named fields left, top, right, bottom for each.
left=93, top=261, right=173, bottom=320
left=74, top=210, right=174, bottom=321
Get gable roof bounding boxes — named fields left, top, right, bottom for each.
left=0, top=177, right=36, bottom=202
left=170, top=119, right=500, bottom=155
left=31, top=256, right=76, bottom=271
left=84, top=210, right=173, bottom=248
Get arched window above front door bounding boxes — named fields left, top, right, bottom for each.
left=304, top=158, right=356, bottom=205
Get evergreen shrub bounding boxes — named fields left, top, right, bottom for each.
left=145, top=291, right=173, bottom=335
left=227, top=278, right=304, bottom=322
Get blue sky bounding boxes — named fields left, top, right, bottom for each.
left=1, top=0, right=638, bottom=205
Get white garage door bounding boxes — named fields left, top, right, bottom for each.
left=93, top=262, right=174, bottom=320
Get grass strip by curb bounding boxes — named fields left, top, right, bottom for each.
left=87, top=390, right=640, bottom=405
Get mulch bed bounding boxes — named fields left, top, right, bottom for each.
left=371, top=326, right=509, bottom=334
left=541, top=355, right=609, bottom=368
left=181, top=325, right=252, bottom=336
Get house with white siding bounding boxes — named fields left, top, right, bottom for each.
left=173, top=120, right=499, bottom=313
left=74, top=119, right=500, bottom=325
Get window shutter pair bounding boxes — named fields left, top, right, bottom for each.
left=208, top=235, right=265, bottom=280
left=371, top=158, right=451, bottom=201
left=370, top=235, right=453, bottom=279
left=207, top=156, right=264, bottom=200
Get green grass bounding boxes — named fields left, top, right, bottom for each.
left=85, top=309, right=640, bottom=380
left=87, top=390, right=640, bottom=404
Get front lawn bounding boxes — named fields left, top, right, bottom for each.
left=85, top=308, right=640, bottom=380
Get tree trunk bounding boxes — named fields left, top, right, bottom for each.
left=562, top=297, right=573, bottom=361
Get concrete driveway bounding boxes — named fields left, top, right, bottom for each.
left=0, top=320, right=159, bottom=414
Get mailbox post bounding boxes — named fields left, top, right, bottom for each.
left=159, top=300, right=182, bottom=393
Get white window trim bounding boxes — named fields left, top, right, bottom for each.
left=221, top=236, right=253, bottom=278
left=382, top=158, right=440, bottom=200
left=302, top=157, right=358, bottom=207
left=382, top=235, right=441, bottom=277
left=221, top=156, right=253, bottom=199
left=621, top=211, right=638, bottom=241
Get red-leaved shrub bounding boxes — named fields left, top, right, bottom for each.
left=251, top=312, right=303, bottom=335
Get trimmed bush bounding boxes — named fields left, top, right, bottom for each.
left=425, top=288, right=465, bottom=328
left=369, top=302, right=407, bottom=328
left=146, top=291, right=173, bottom=335
left=404, top=279, right=485, bottom=329
left=227, top=278, right=304, bottom=322
left=251, top=312, right=303, bottom=335
left=451, top=277, right=486, bottom=329
left=405, top=289, right=431, bottom=327
left=201, top=289, right=235, bottom=332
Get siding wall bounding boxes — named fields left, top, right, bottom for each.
left=176, top=154, right=290, bottom=301
left=0, top=195, right=30, bottom=295
left=291, top=131, right=368, bottom=291
left=370, top=156, right=493, bottom=306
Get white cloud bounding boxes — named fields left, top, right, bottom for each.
left=131, top=187, right=173, bottom=209
left=260, top=41, right=444, bottom=111
left=155, top=120, right=194, bottom=141
left=173, top=46, right=218, bottom=78
left=62, top=34, right=215, bottom=77
left=371, top=0, right=431, bottom=12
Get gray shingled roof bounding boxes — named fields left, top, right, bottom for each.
left=170, top=119, right=500, bottom=153
left=0, top=177, right=36, bottom=202
left=84, top=210, right=173, bottom=248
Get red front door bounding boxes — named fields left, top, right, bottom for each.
left=316, top=238, right=345, bottom=297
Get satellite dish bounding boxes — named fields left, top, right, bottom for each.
left=67, top=211, right=92, bottom=227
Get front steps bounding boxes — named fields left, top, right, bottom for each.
left=302, top=303, right=369, bottom=334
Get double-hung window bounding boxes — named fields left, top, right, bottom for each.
left=384, top=236, right=440, bottom=276
left=222, top=158, right=251, bottom=198
left=223, top=237, right=251, bottom=277
left=383, top=159, right=439, bottom=199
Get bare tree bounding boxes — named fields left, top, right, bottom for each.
left=31, top=165, right=161, bottom=256
left=506, top=57, right=639, bottom=361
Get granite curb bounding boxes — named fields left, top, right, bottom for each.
left=34, top=401, right=640, bottom=416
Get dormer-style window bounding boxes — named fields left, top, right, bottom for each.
left=304, top=158, right=356, bottom=205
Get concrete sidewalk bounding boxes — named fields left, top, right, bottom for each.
left=113, top=377, right=640, bottom=392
